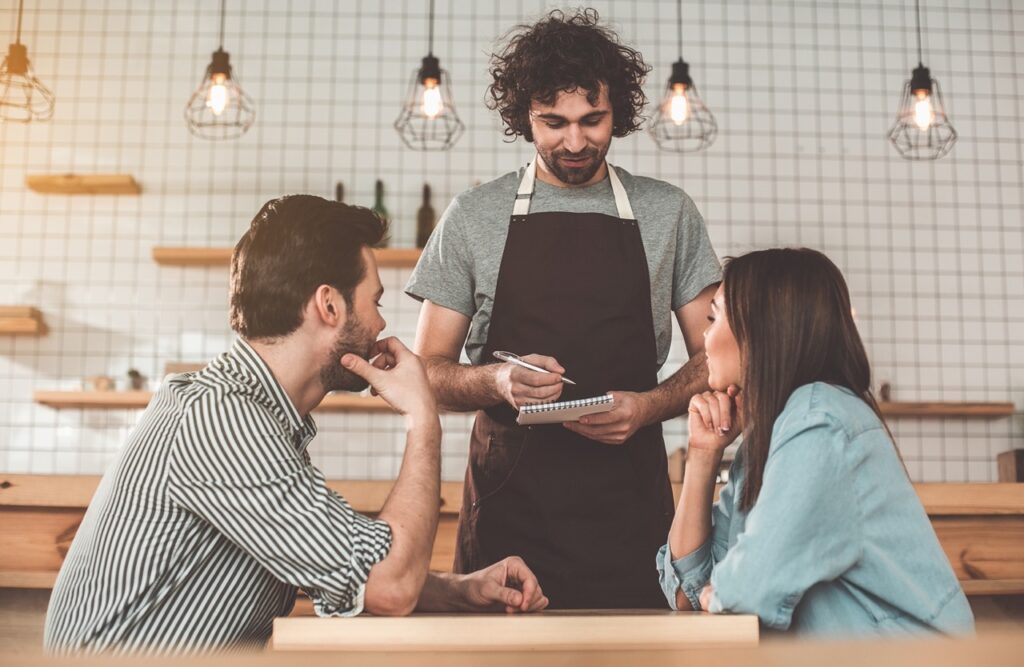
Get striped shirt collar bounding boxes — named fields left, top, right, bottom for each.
left=229, top=338, right=317, bottom=453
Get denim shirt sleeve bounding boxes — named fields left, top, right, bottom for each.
left=657, top=459, right=739, bottom=610
left=707, top=411, right=862, bottom=630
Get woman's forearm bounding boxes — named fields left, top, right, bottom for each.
left=668, top=448, right=722, bottom=560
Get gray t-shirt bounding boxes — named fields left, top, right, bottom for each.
left=405, top=165, right=722, bottom=368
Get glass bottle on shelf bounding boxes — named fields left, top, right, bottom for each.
left=371, top=179, right=390, bottom=247
left=416, top=184, right=436, bottom=248
left=335, top=181, right=344, bottom=202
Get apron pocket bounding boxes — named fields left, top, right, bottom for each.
left=470, top=415, right=529, bottom=505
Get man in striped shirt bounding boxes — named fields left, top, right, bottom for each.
left=44, top=195, right=548, bottom=654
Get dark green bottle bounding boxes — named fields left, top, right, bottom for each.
left=416, top=184, right=436, bottom=248
left=371, top=179, right=390, bottom=247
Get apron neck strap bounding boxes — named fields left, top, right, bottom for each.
left=512, top=155, right=635, bottom=220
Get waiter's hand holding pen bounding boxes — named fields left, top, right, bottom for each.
left=493, top=351, right=569, bottom=409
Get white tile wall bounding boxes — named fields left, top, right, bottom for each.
left=1, top=0, right=1022, bottom=482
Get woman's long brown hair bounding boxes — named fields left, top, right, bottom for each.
left=723, top=248, right=896, bottom=513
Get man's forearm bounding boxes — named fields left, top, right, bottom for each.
left=423, top=356, right=503, bottom=412
left=374, top=417, right=443, bottom=596
left=643, top=350, right=711, bottom=424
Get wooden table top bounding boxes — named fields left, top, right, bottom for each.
left=15, top=634, right=1024, bottom=667
left=271, top=609, right=759, bottom=651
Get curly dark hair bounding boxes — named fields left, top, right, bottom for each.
left=486, top=8, right=651, bottom=142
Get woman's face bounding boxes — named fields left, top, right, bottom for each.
left=704, top=283, right=742, bottom=391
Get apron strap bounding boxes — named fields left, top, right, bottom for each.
left=512, top=158, right=538, bottom=217
left=606, top=162, right=635, bottom=221
left=513, top=155, right=635, bottom=221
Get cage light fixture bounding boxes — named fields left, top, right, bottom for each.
left=184, top=0, right=255, bottom=140
left=649, top=0, right=716, bottom=152
left=394, top=0, right=464, bottom=151
left=0, top=0, right=55, bottom=123
left=888, top=0, right=957, bottom=160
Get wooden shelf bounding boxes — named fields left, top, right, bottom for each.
left=0, top=570, right=57, bottom=589
left=879, top=402, right=1015, bottom=418
left=30, top=393, right=1016, bottom=420
left=959, top=579, right=1024, bottom=596
left=33, top=390, right=152, bottom=409
left=7, top=474, right=1023, bottom=518
left=4, top=476, right=1023, bottom=596
left=32, top=390, right=391, bottom=413
left=26, top=173, right=141, bottom=195
left=374, top=248, right=422, bottom=268
left=31, top=393, right=1015, bottom=419
left=152, top=246, right=421, bottom=268
left=915, top=483, right=1024, bottom=516
left=151, top=246, right=231, bottom=266
left=319, top=393, right=391, bottom=412
left=1, top=474, right=464, bottom=515
left=0, top=306, right=46, bottom=335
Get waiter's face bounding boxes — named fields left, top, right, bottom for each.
left=529, top=83, right=613, bottom=186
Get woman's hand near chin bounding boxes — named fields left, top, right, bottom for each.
left=687, top=384, right=742, bottom=456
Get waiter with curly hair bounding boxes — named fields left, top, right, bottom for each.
left=406, top=8, right=722, bottom=609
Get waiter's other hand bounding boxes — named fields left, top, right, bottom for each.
left=458, top=556, right=549, bottom=613
left=563, top=390, right=650, bottom=445
left=495, top=354, right=564, bottom=409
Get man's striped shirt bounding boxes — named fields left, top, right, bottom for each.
left=43, top=338, right=393, bottom=654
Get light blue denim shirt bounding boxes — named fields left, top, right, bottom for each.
left=658, top=382, right=975, bottom=637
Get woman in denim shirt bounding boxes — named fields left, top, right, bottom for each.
left=659, top=248, right=974, bottom=637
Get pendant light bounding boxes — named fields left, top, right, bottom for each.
left=184, top=0, right=255, bottom=140
left=888, top=0, right=956, bottom=160
left=0, top=0, right=54, bottom=123
left=649, top=0, right=716, bottom=152
left=394, top=0, right=464, bottom=151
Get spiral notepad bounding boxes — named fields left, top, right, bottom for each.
left=516, top=393, right=615, bottom=425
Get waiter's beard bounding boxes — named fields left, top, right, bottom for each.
left=536, top=143, right=609, bottom=186
left=319, top=314, right=376, bottom=393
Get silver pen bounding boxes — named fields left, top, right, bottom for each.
left=492, top=351, right=577, bottom=385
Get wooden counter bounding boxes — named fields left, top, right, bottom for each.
left=11, top=633, right=1024, bottom=667
left=3, top=475, right=1023, bottom=595
left=272, top=610, right=759, bottom=651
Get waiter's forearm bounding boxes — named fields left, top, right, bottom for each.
left=643, top=351, right=711, bottom=424
left=422, top=356, right=504, bottom=412
left=415, top=571, right=472, bottom=612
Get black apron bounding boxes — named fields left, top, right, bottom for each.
left=454, top=157, right=674, bottom=609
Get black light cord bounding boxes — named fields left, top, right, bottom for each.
left=676, top=0, right=682, bottom=57
left=15, top=0, right=24, bottom=44
left=219, top=0, right=226, bottom=50
left=427, top=0, right=435, bottom=56
left=915, top=0, right=923, bottom=66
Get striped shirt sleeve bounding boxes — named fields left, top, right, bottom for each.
left=166, top=390, right=392, bottom=617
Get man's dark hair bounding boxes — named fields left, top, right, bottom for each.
left=486, top=8, right=651, bottom=142
left=229, top=195, right=387, bottom=340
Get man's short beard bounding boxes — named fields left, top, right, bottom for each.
left=536, top=142, right=609, bottom=185
left=319, top=313, right=375, bottom=393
